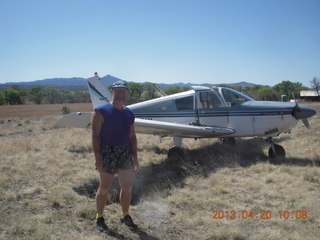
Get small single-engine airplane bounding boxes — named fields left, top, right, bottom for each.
left=56, top=73, right=316, bottom=163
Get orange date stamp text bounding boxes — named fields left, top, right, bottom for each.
left=211, top=210, right=308, bottom=220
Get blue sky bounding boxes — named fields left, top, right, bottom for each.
left=0, top=0, right=319, bottom=87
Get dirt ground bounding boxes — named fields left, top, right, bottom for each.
left=0, top=103, right=92, bottom=118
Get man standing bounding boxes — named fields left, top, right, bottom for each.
left=91, top=80, right=140, bottom=232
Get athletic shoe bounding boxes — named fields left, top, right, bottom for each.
left=120, top=215, right=138, bottom=229
left=96, top=217, right=108, bottom=232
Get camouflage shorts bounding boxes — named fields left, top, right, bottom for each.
left=100, top=145, right=133, bottom=174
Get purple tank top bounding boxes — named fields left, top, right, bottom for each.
left=95, top=103, right=134, bottom=146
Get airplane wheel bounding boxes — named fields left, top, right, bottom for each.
left=168, top=146, right=185, bottom=160
left=268, top=144, right=285, bottom=164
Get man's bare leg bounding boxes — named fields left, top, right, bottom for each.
left=96, top=171, right=114, bottom=217
left=117, top=169, right=134, bottom=214
left=117, top=169, right=137, bottom=229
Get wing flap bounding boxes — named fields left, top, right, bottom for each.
left=134, top=118, right=235, bottom=138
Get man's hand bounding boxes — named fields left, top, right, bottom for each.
left=133, top=160, right=140, bottom=173
left=95, top=158, right=104, bottom=173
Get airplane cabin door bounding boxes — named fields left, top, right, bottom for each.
left=219, top=87, right=255, bottom=136
left=195, top=90, right=228, bottom=128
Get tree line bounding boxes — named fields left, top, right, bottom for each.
left=231, top=77, right=319, bottom=101
left=1, top=78, right=319, bottom=105
left=0, top=86, right=91, bottom=105
left=129, top=79, right=317, bottom=103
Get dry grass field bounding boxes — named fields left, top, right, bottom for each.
left=0, top=103, right=319, bottom=240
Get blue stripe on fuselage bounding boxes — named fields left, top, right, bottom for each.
left=133, top=110, right=293, bottom=118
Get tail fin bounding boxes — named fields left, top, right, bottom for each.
left=87, top=73, right=112, bottom=109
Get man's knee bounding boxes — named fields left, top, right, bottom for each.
left=97, top=186, right=110, bottom=197
left=120, top=184, right=133, bottom=194
left=98, top=172, right=114, bottom=192
left=118, top=169, right=134, bottom=188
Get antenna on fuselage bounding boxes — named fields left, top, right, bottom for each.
left=151, top=84, right=167, bottom=97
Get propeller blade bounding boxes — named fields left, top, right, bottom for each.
left=302, top=118, right=310, bottom=129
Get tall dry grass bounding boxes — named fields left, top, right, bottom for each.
left=0, top=103, right=319, bottom=240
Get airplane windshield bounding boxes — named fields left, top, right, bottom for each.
left=221, top=88, right=253, bottom=107
left=198, top=91, right=224, bottom=109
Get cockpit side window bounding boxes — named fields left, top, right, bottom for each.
left=221, top=88, right=252, bottom=107
left=198, top=91, right=223, bottom=109
left=175, top=96, right=194, bottom=111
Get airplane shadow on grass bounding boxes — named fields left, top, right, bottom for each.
left=73, top=138, right=319, bottom=204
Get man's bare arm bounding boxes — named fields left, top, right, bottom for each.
left=129, top=124, right=140, bottom=172
left=91, top=111, right=104, bottom=172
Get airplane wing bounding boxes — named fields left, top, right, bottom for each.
left=55, top=112, right=235, bottom=138
left=134, top=118, right=235, bottom=138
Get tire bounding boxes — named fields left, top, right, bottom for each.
left=268, top=144, right=285, bottom=164
left=168, top=146, right=185, bottom=161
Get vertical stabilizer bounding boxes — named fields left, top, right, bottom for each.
left=87, top=73, right=112, bottom=109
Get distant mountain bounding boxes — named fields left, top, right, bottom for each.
left=2, top=77, right=86, bottom=87
left=100, top=75, right=125, bottom=87
left=155, top=81, right=256, bottom=88
left=227, top=81, right=257, bottom=88
left=1, top=75, right=122, bottom=87
left=1, top=75, right=257, bottom=89
left=149, top=82, right=195, bottom=88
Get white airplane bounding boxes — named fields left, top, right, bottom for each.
left=56, top=74, right=316, bottom=163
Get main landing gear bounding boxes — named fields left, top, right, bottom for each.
left=266, top=137, right=285, bottom=164
left=168, top=146, right=185, bottom=160
left=167, top=137, right=286, bottom=164
left=168, top=137, right=185, bottom=160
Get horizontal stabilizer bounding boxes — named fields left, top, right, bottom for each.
left=55, top=112, right=93, bottom=128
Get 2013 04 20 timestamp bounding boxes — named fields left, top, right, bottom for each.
left=212, top=210, right=308, bottom=220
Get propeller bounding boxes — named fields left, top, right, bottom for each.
left=302, top=119, right=310, bottom=129
left=291, top=91, right=311, bottom=129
